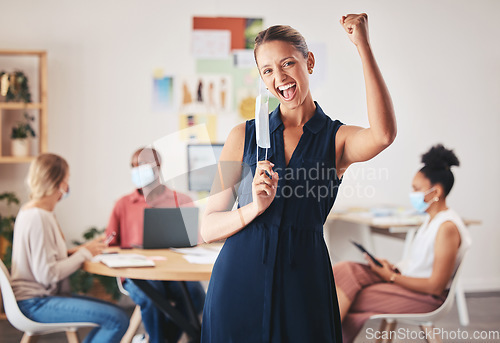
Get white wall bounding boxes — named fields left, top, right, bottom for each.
left=1, top=0, right=499, bottom=291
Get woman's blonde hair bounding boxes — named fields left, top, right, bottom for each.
left=27, top=153, right=69, bottom=200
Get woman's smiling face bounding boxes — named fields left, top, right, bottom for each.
left=255, top=40, right=314, bottom=111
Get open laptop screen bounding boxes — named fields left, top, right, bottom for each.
left=143, top=207, right=199, bottom=249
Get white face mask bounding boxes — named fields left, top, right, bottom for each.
left=131, top=164, right=156, bottom=188
left=59, top=186, right=70, bottom=200
left=409, top=187, right=436, bottom=213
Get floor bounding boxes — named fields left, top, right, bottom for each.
left=353, top=292, right=500, bottom=343
left=0, top=293, right=499, bottom=342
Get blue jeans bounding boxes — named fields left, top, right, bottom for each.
left=123, top=279, right=205, bottom=343
left=18, top=295, right=129, bottom=343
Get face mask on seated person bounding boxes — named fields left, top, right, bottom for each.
left=59, top=186, right=70, bottom=200
left=131, top=164, right=156, bottom=189
left=409, top=187, right=436, bottom=213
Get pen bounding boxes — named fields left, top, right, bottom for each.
left=104, top=232, right=116, bottom=245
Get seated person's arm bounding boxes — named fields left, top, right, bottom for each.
left=368, top=221, right=461, bottom=296
left=28, top=218, right=93, bottom=287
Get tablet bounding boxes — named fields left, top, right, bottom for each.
left=350, top=240, right=383, bottom=267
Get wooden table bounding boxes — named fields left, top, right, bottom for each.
left=325, top=209, right=481, bottom=326
left=83, top=246, right=219, bottom=343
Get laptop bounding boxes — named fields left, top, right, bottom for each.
left=142, top=207, right=199, bottom=249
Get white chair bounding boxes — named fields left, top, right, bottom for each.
left=116, top=277, right=144, bottom=343
left=0, top=259, right=98, bottom=343
left=368, top=255, right=468, bottom=343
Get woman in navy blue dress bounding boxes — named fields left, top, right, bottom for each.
left=201, top=13, right=396, bottom=342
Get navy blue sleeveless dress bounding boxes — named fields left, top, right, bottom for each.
left=201, top=102, right=344, bottom=343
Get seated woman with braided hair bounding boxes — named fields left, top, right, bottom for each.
left=333, top=144, right=472, bottom=343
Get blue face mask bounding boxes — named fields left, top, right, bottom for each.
left=131, top=164, right=156, bottom=189
left=409, top=187, right=436, bottom=213
left=59, top=186, right=70, bottom=200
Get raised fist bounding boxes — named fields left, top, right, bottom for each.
left=340, top=13, right=370, bottom=47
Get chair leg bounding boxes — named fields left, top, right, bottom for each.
left=65, top=330, right=80, bottom=343
left=121, top=305, right=143, bottom=343
left=376, top=319, right=397, bottom=343
left=20, top=333, right=38, bottom=343
left=420, top=325, right=443, bottom=343
left=455, top=281, right=470, bottom=326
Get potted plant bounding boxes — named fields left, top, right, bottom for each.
left=0, top=192, right=20, bottom=269
left=11, top=112, right=36, bottom=157
left=69, top=227, right=121, bottom=302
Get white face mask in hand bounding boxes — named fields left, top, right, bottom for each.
left=255, top=80, right=270, bottom=163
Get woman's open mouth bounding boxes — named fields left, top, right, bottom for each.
left=277, top=82, right=297, bottom=101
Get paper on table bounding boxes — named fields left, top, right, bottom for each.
left=92, top=254, right=156, bottom=268
left=171, top=246, right=222, bottom=265
left=183, top=254, right=219, bottom=265
left=171, top=246, right=221, bottom=255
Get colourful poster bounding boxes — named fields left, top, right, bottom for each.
left=152, top=69, right=174, bottom=112
left=193, top=17, right=263, bottom=50
left=192, top=17, right=269, bottom=118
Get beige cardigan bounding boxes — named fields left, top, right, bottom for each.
left=11, top=208, right=92, bottom=301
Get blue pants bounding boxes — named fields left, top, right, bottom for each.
left=123, top=279, right=205, bottom=343
left=18, top=295, right=129, bottom=343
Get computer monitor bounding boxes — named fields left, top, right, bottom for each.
left=187, top=143, right=224, bottom=192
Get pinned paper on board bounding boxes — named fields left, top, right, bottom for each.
left=152, top=69, right=174, bottom=112
left=192, top=30, right=231, bottom=59
left=179, top=114, right=217, bottom=143
left=177, top=75, right=232, bottom=114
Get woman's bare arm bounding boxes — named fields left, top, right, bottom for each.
left=368, top=221, right=461, bottom=296
left=335, top=14, right=397, bottom=177
left=200, top=124, right=279, bottom=243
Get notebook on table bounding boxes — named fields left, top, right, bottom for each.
left=93, top=253, right=155, bottom=268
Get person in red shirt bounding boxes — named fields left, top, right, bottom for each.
left=106, top=147, right=205, bottom=343
left=106, top=148, right=193, bottom=248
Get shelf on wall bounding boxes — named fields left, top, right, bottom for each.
left=0, top=102, right=43, bottom=110
left=0, top=156, right=35, bottom=164
left=0, top=50, right=46, bottom=56
left=0, top=50, right=47, bottom=159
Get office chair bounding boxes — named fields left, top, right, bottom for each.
left=0, top=258, right=98, bottom=343
left=368, top=254, right=468, bottom=343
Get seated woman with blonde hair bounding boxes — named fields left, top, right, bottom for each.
left=333, top=144, right=471, bottom=343
left=11, top=153, right=128, bottom=343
